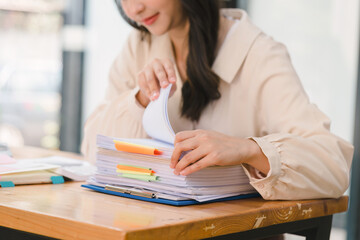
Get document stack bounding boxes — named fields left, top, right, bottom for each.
left=83, top=85, right=257, bottom=204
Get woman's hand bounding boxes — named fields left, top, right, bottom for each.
left=136, top=58, right=177, bottom=108
left=170, top=130, right=270, bottom=176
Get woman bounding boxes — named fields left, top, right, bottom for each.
left=81, top=0, right=353, bottom=200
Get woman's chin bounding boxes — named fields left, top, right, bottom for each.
left=144, top=27, right=167, bottom=36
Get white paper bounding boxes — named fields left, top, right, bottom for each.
left=142, top=84, right=175, bottom=144
left=96, top=135, right=174, bottom=158
left=0, top=160, right=59, bottom=175
left=23, top=156, right=96, bottom=181
left=24, top=156, right=85, bottom=167
left=59, top=164, right=96, bottom=181
left=92, top=85, right=256, bottom=202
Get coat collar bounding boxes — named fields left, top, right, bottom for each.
left=212, top=9, right=262, bottom=84
left=149, top=9, right=262, bottom=84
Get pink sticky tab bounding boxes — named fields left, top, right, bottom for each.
left=0, top=154, right=16, bottom=165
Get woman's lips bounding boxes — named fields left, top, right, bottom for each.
left=142, top=13, right=159, bottom=26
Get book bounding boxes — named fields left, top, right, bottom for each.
left=84, top=85, right=257, bottom=204
left=0, top=156, right=96, bottom=187
left=0, top=158, right=62, bottom=187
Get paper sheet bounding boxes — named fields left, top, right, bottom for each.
left=0, top=154, right=16, bottom=164
left=23, top=156, right=96, bottom=181
left=142, top=84, right=175, bottom=144
left=0, top=160, right=59, bottom=175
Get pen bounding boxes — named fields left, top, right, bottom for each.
left=105, top=184, right=156, bottom=198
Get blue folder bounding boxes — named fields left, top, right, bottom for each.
left=81, top=184, right=260, bottom=206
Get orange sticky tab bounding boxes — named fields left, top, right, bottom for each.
left=117, top=165, right=155, bottom=174
left=113, top=140, right=163, bottom=155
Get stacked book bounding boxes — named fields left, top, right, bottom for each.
left=84, top=85, right=257, bottom=204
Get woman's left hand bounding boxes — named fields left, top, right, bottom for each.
left=170, top=130, right=269, bottom=176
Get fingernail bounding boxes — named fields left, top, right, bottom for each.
left=170, top=77, right=176, bottom=83
left=162, top=81, right=168, bottom=87
left=180, top=170, right=186, bottom=176
left=173, top=170, right=179, bottom=175
left=151, top=91, right=158, bottom=100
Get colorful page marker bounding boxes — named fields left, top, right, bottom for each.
left=118, top=164, right=150, bottom=170
left=113, top=140, right=162, bottom=155
left=0, top=181, right=15, bottom=187
left=117, top=165, right=155, bottom=174
left=116, top=169, right=154, bottom=176
left=120, top=173, right=158, bottom=182
left=51, top=176, right=65, bottom=184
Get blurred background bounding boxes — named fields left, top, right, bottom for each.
left=0, top=0, right=359, bottom=239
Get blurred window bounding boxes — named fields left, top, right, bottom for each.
left=0, top=0, right=65, bottom=149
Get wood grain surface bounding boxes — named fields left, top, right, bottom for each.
left=0, top=147, right=348, bottom=240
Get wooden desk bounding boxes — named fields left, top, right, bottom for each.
left=0, top=147, right=348, bottom=240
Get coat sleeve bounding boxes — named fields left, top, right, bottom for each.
left=81, top=31, right=149, bottom=163
left=242, top=34, right=354, bottom=200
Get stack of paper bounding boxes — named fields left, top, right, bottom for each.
left=86, top=85, right=256, bottom=202
left=88, top=136, right=255, bottom=202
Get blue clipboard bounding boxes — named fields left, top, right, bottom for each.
left=81, top=184, right=260, bottom=206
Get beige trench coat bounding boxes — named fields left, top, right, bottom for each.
left=81, top=9, right=353, bottom=200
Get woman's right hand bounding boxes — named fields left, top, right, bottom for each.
left=136, top=58, right=177, bottom=108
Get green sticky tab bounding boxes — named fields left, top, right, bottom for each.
left=0, top=181, right=15, bottom=187
left=121, top=173, right=158, bottom=182
left=51, top=176, right=64, bottom=184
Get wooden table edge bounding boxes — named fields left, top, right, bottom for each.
left=0, top=193, right=348, bottom=240
left=0, top=204, right=126, bottom=240
left=124, top=196, right=348, bottom=240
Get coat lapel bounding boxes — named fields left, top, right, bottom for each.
left=212, top=9, right=262, bottom=84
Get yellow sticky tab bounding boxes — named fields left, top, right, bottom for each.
left=117, top=165, right=155, bottom=174
left=116, top=169, right=153, bottom=176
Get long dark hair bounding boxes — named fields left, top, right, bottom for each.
left=115, top=0, right=221, bottom=122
